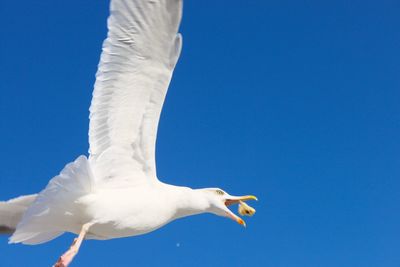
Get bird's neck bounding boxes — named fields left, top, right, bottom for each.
left=166, top=185, right=210, bottom=220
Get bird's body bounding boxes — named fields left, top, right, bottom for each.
left=1, top=0, right=257, bottom=265
left=8, top=156, right=214, bottom=244
left=81, top=184, right=175, bottom=240
left=78, top=182, right=206, bottom=240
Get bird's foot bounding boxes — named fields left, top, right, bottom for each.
left=53, top=246, right=77, bottom=267
left=52, top=222, right=94, bottom=267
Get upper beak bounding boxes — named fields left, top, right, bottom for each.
left=223, top=195, right=257, bottom=226
left=225, top=195, right=258, bottom=206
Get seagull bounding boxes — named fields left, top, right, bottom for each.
left=0, top=0, right=257, bottom=266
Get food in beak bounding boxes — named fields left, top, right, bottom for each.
left=238, top=200, right=256, bottom=216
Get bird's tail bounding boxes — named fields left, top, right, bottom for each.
left=0, top=194, right=37, bottom=234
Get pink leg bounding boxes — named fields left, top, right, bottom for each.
left=53, top=223, right=94, bottom=267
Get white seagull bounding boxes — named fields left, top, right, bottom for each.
left=0, top=0, right=257, bottom=266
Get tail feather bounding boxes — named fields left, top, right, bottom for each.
left=0, top=194, right=37, bottom=234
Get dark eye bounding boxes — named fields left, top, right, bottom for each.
left=215, top=189, right=224, bottom=195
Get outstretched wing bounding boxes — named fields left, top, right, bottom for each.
left=89, top=0, right=183, bottom=187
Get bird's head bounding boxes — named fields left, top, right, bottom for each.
left=200, top=188, right=257, bottom=227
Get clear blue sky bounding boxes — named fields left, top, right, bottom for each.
left=1, top=0, right=399, bottom=266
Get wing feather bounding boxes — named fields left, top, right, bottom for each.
left=89, top=0, right=183, bottom=187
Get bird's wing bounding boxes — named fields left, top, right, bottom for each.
left=88, top=0, right=183, bottom=187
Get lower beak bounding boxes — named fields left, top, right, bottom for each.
left=225, top=211, right=247, bottom=227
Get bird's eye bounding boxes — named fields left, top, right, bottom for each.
left=215, top=189, right=224, bottom=195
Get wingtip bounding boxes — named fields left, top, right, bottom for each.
left=0, top=226, right=15, bottom=235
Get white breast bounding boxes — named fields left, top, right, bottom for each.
left=81, top=183, right=179, bottom=240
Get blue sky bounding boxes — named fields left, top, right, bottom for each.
left=1, top=0, right=399, bottom=266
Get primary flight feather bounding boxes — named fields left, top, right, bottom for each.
left=0, top=0, right=257, bottom=266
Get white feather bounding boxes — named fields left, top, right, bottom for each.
left=0, top=195, right=37, bottom=233
left=89, top=0, right=183, bottom=187
left=10, top=156, right=93, bottom=244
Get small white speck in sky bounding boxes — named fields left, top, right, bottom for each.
left=176, top=242, right=180, bottom=247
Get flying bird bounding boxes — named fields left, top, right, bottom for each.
left=0, top=0, right=257, bottom=266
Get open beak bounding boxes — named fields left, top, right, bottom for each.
left=223, top=195, right=257, bottom=227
